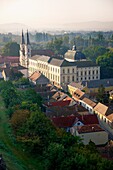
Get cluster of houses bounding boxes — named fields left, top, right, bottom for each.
left=43, top=87, right=113, bottom=146
left=1, top=31, right=113, bottom=147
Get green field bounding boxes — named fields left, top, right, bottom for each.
left=0, top=97, right=43, bottom=170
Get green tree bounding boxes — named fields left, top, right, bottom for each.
left=96, top=85, right=109, bottom=103
left=83, top=46, right=109, bottom=62
left=1, top=42, right=20, bottom=56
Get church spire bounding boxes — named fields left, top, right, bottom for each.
left=21, top=30, right=25, bottom=44
left=27, top=30, right=30, bottom=45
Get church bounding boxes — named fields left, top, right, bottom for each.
left=19, top=31, right=100, bottom=89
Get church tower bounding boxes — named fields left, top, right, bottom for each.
left=24, top=30, right=31, bottom=67
left=19, top=30, right=31, bottom=68
left=20, top=30, right=25, bottom=66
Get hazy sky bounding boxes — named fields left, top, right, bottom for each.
left=0, top=0, right=113, bottom=27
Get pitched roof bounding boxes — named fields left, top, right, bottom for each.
left=2, top=67, right=22, bottom=77
left=0, top=56, right=19, bottom=64
left=106, top=114, right=113, bottom=122
left=82, top=97, right=97, bottom=108
left=51, top=114, right=99, bottom=128
left=77, top=114, right=99, bottom=125
left=94, top=103, right=113, bottom=116
left=31, top=49, right=54, bottom=57
left=68, top=82, right=84, bottom=90
left=49, top=57, right=64, bottom=67
left=77, top=124, right=104, bottom=134
left=75, top=60, right=98, bottom=67
left=73, top=89, right=85, bottom=100
left=29, top=71, right=41, bottom=81
left=52, top=91, right=67, bottom=100
left=30, top=55, right=51, bottom=62
left=51, top=115, right=76, bottom=128
left=82, top=79, right=113, bottom=88
left=45, top=100, right=71, bottom=107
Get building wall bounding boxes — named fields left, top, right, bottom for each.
left=28, top=57, right=100, bottom=88
left=76, top=130, right=108, bottom=145
left=77, top=66, right=100, bottom=82
left=48, top=64, right=60, bottom=86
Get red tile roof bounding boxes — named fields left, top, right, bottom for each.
left=0, top=56, right=19, bottom=64
left=73, top=89, right=85, bottom=101
left=29, top=71, right=41, bottom=81
left=94, top=102, right=113, bottom=116
left=78, top=124, right=104, bottom=134
left=78, top=114, right=99, bottom=125
left=51, top=114, right=99, bottom=128
left=82, top=97, right=97, bottom=108
left=51, top=115, right=76, bottom=128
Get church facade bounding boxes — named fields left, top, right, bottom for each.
left=20, top=31, right=100, bottom=89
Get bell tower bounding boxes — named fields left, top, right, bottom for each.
left=20, top=30, right=25, bottom=66
left=19, top=30, right=31, bottom=68
left=24, top=30, right=31, bottom=67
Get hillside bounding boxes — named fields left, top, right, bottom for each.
left=0, top=96, right=42, bottom=170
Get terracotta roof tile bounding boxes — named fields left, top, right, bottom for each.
left=82, top=97, right=97, bottom=108
left=78, top=124, right=104, bottom=134
left=94, top=103, right=113, bottom=116
left=73, top=89, right=85, bottom=100
left=51, top=115, right=76, bottom=128
left=29, top=71, right=41, bottom=81
left=78, top=114, right=99, bottom=125
left=106, top=114, right=113, bottom=122
left=51, top=114, right=99, bottom=128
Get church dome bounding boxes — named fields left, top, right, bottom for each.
left=64, top=47, right=86, bottom=62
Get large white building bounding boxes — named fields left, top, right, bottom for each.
left=20, top=31, right=100, bottom=89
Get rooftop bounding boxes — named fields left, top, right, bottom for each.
left=82, top=97, right=97, bottom=108
left=78, top=124, right=104, bottom=134
left=94, top=102, right=113, bottom=116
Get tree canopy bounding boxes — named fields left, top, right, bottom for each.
left=1, top=42, right=20, bottom=56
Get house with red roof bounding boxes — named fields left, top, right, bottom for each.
left=44, top=99, right=78, bottom=118
left=75, top=124, right=108, bottom=145
left=51, top=114, right=99, bottom=132
left=29, top=71, right=50, bottom=86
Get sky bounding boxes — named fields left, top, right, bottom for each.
left=0, top=0, right=113, bottom=28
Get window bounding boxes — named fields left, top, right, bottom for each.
left=93, top=70, right=95, bottom=74
left=68, top=69, right=70, bottom=73
left=89, top=71, right=90, bottom=75
left=67, top=76, right=70, bottom=82
left=63, top=69, right=65, bottom=74
left=63, top=76, right=65, bottom=82
left=81, top=71, right=83, bottom=76
left=96, top=70, right=98, bottom=74
left=72, top=76, right=74, bottom=81
left=85, top=71, right=87, bottom=75
left=72, top=68, right=74, bottom=73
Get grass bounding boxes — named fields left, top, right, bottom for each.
left=0, top=96, right=43, bottom=170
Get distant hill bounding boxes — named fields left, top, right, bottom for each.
left=0, top=21, right=113, bottom=33
left=0, top=23, right=34, bottom=34
left=62, top=21, right=113, bottom=31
